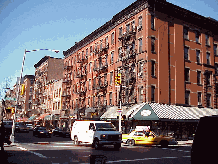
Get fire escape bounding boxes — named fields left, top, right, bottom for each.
left=75, top=52, right=88, bottom=118
left=93, top=42, right=109, bottom=114
left=62, top=64, right=72, bottom=117
left=118, top=26, right=137, bottom=105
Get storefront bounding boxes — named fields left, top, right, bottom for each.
left=101, top=103, right=218, bottom=140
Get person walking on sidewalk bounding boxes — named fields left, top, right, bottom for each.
left=0, top=122, right=5, bottom=151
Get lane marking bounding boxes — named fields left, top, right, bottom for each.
left=106, top=156, right=190, bottom=163
left=29, top=151, right=48, bottom=159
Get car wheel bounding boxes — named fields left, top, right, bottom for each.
left=74, top=136, right=79, bottom=145
left=160, top=140, right=169, bottom=148
left=94, top=139, right=101, bottom=150
left=114, top=143, right=121, bottom=150
left=127, top=139, right=135, bottom=146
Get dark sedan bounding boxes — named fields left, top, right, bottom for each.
left=33, top=126, right=52, bottom=138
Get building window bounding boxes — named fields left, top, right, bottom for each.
left=184, top=46, right=189, bottom=60
left=126, top=24, right=130, bottom=32
left=151, top=60, right=155, bottom=77
left=215, top=63, right=218, bottom=75
left=111, top=51, right=114, bottom=64
left=139, top=87, right=143, bottom=102
left=151, top=15, right=155, bottom=30
left=205, top=34, right=210, bottom=46
left=197, top=71, right=201, bottom=85
left=89, top=62, right=92, bottom=73
left=100, top=40, right=102, bottom=50
left=111, top=32, right=114, bottom=45
left=184, top=27, right=189, bottom=40
left=119, top=27, right=122, bottom=37
left=198, top=92, right=202, bottom=106
left=139, top=38, right=142, bottom=53
left=206, top=94, right=211, bottom=107
left=86, top=48, right=88, bottom=57
left=205, top=73, right=211, bottom=86
left=105, top=36, right=108, bottom=47
left=195, top=31, right=200, bottom=43
left=196, top=50, right=201, bottom=64
left=118, top=47, right=122, bottom=59
left=151, top=37, right=155, bottom=53
left=214, top=44, right=217, bottom=56
left=185, top=90, right=190, bottom=105
left=185, top=68, right=190, bottom=82
left=131, top=21, right=135, bottom=31
left=109, top=92, right=112, bottom=105
left=151, top=85, right=155, bottom=102
left=138, top=16, right=142, bottom=31
left=206, top=52, right=210, bottom=65
left=110, top=72, right=113, bottom=85
left=89, top=79, right=91, bottom=90
left=138, top=61, right=143, bottom=77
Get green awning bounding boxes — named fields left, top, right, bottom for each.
left=130, top=104, right=159, bottom=120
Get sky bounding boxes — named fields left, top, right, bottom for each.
left=0, top=0, right=218, bottom=99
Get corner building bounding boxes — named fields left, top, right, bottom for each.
left=63, top=0, right=218, bottom=120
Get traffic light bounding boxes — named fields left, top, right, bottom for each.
left=20, top=84, right=25, bottom=95
left=115, top=73, right=121, bottom=85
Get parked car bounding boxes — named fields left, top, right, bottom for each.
left=61, top=128, right=70, bottom=138
left=122, top=127, right=177, bottom=147
left=26, top=123, right=33, bottom=131
left=15, top=122, right=29, bottom=133
left=52, top=127, right=62, bottom=136
left=191, top=115, right=218, bottom=164
left=33, top=126, right=52, bottom=138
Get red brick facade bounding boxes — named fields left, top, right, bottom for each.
left=62, top=0, right=218, bottom=118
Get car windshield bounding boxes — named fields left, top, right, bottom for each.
left=95, top=123, right=116, bottom=131
left=38, top=127, right=46, bottom=130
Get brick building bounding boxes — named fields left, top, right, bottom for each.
left=63, top=0, right=218, bottom=130
left=33, top=56, right=64, bottom=121
left=20, top=75, right=35, bottom=118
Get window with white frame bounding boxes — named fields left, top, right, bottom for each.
left=198, top=92, right=202, bottom=106
left=185, top=90, right=190, bottom=105
left=111, top=32, right=114, bottom=44
left=184, top=26, right=189, bottom=40
left=206, top=52, right=210, bottom=65
left=196, top=50, right=201, bottom=64
left=184, top=46, right=189, bottom=60
left=197, top=70, right=201, bottom=85
left=195, top=31, right=200, bottom=43
left=139, top=38, right=142, bottom=53
left=111, top=51, right=114, bottom=64
left=109, top=92, right=112, bottom=105
left=126, top=24, right=130, bottom=32
left=206, top=93, right=211, bottom=107
left=151, top=85, right=155, bottom=102
left=110, top=72, right=113, bottom=85
left=138, top=16, right=142, bottom=30
left=205, top=34, right=210, bottom=46
left=214, top=44, right=217, bottom=56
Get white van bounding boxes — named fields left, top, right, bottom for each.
left=71, top=121, right=122, bottom=150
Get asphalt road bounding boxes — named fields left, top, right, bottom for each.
left=3, top=131, right=191, bottom=164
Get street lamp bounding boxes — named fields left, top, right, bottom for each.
left=10, top=49, right=59, bottom=144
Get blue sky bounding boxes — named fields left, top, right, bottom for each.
left=0, top=0, right=218, bottom=99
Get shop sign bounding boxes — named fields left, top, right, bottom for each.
left=141, top=109, right=151, bottom=117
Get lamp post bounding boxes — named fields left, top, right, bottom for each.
left=10, top=49, right=59, bottom=144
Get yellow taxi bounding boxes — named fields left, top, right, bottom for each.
left=122, top=129, right=176, bottom=147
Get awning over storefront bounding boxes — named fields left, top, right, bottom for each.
left=100, top=103, right=218, bottom=121
left=28, top=115, right=36, bottom=121
left=37, top=113, right=50, bottom=120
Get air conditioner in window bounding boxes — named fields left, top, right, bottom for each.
left=138, top=72, right=142, bottom=76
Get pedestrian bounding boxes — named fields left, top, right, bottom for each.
left=0, top=122, right=5, bottom=151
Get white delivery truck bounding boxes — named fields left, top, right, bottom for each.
left=71, top=121, right=122, bottom=150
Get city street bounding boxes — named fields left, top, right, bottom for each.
left=2, top=131, right=192, bottom=164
